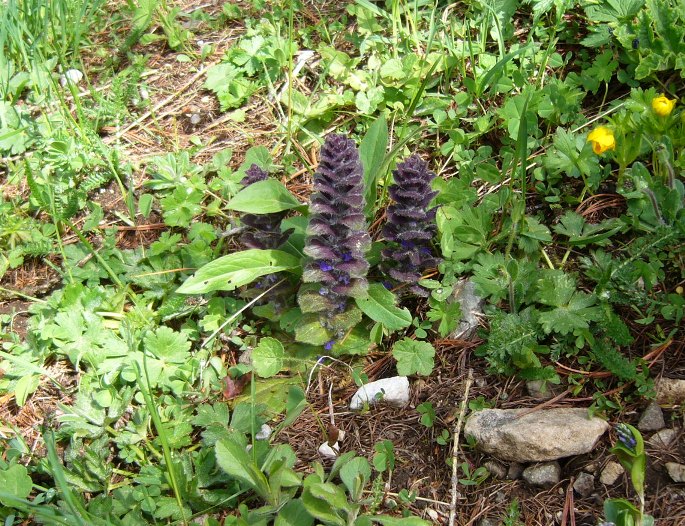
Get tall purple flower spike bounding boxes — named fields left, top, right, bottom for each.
left=300, top=134, right=371, bottom=328
left=239, top=164, right=292, bottom=250
left=382, top=155, right=440, bottom=296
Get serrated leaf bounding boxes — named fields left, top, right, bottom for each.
left=392, top=338, right=435, bottom=376
left=227, top=179, right=301, bottom=213
left=355, top=283, right=411, bottom=331
left=177, top=249, right=300, bottom=294
left=252, top=337, right=284, bottom=378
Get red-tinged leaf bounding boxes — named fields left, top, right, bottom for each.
left=222, top=374, right=250, bottom=399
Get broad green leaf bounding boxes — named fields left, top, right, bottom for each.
left=294, top=313, right=330, bottom=346
left=392, top=338, right=435, bottom=376
left=13, top=374, right=40, bottom=406
left=227, top=179, right=301, bottom=214
left=252, top=337, right=285, bottom=378
left=0, top=464, right=33, bottom=506
left=355, top=283, right=412, bottom=331
left=360, top=115, right=388, bottom=217
left=340, top=457, right=371, bottom=501
left=275, top=499, right=314, bottom=526
left=177, top=249, right=300, bottom=294
left=215, top=436, right=270, bottom=499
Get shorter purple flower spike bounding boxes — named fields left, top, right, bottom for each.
left=239, top=164, right=293, bottom=250
left=382, top=155, right=440, bottom=296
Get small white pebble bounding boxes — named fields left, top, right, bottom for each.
left=60, top=68, right=84, bottom=87
left=318, top=441, right=339, bottom=459
left=256, top=424, right=272, bottom=441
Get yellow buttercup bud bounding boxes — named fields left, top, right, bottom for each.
left=587, top=126, right=616, bottom=155
left=652, top=94, right=676, bottom=117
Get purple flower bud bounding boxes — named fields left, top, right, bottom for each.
left=319, top=261, right=334, bottom=272
left=324, top=340, right=335, bottom=351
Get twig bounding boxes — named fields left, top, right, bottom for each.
left=448, top=368, right=474, bottom=526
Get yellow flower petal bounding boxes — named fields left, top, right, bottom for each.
left=652, top=94, right=676, bottom=117
left=587, top=126, right=616, bottom=155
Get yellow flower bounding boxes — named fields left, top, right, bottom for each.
left=587, top=126, right=616, bottom=155
left=652, top=94, right=676, bottom=117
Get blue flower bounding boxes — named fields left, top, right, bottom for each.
left=324, top=340, right=335, bottom=351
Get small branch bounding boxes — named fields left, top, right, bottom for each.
left=448, top=368, right=474, bottom=526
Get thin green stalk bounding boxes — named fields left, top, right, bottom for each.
left=65, top=220, right=124, bottom=289
left=43, top=428, right=91, bottom=526
left=135, top=348, right=188, bottom=525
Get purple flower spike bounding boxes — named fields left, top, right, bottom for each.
left=299, top=134, right=371, bottom=326
left=382, top=155, right=440, bottom=296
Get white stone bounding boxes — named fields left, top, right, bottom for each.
left=600, top=461, right=624, bottom=485
left=665, top=462, right=685, bottom=483
left=60, top=68, right=83, bottom=87
left=318, top=441, right=339, bottom=459
left=464, top=408, right=609, bottom=462
left=255, top=424, right=271, bottom=440
left=349, top=376, right=410, bottom=410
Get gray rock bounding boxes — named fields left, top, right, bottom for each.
left=448, top=279, right=484, bottom=340
left=665, top=462, right=685, bottom=483
left=484, top=460, right=507, bottom=479
left=507, top=462, right=524, bottom=480
left=349, top=376, right=410, bottom=410
left=648, top=427, right=679, bottom=448
left=464, top=408, right=609, bottom=462
left=523, top=461, right=561, bottom=488
left=600, top=461, right=624, bottom=485
left=526, top=380, right=558, bottom=400
left=638, top=401, right=665, bottom=432
left=478, top=519, right=497, bottom=526
left=655, top=378, right=685, bottom=406
left=573, top=472, right=595, bottom=497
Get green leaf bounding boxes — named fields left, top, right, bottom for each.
left=392, top=338, right=435, bottom=376
left=294, top=312, right=330, bottom=346
left=0, top=464, right=33, bottom=506
left=360, top=115, right=388, bottom=218
left=340, top=457, right=371, bottom=501
left=535, top=270, right=603, bottom=335
left=144, top=326, right=191, bottom=363
left=355, top=283, right=411, bottom=331
left=275, top=499, right=314, bottom=526
left=14, top=374, right=40, bottom=406
left=215, top=436, right=270, bottom=500
left=177, top=249, right=300, bottom=294
left=227, top=179, right=301, bottom=213
left=252, top=337, right=285, bottom=378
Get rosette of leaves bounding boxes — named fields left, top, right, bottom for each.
left=297, top=134, right=371, bottom=347
left=239, top=164, right=293, bottom=306
left=382, top=155, right=440, bottom=296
